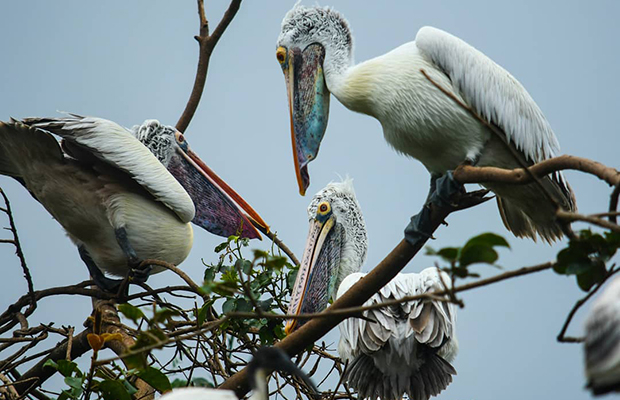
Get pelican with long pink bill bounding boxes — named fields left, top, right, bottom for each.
left=0, top=115, right=267, bottom=291
left=285, top=179, right=458, bottom=400
left=276, top=4, right=576, bottom=243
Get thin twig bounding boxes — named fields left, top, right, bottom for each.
left=254, top=224, right=300, bottom=267
left=226, top=262, right=553, bottom=322
left=557, top=266, right=620, bottom=343
left=0, top=188, right=35, bottom=313
left=556, top=210, right=620, bottom=233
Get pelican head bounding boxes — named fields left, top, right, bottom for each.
left=285, top=178, right=366, bottom=334
left=276, top=5, right=353, bottom=195
left=134, top=120, right=267, bottom=239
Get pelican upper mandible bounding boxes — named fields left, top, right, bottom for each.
left=584, top=276, right=620, bottom=395
left=159, top=347, right=318, bottom=400
left=0, top=115, right=267, bottom=290
left=276, top=4, right=576, bottom=242
left=285, top=179, right=458, bottom=400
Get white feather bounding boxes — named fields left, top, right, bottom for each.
left=27, top=116, right=195, bottom=223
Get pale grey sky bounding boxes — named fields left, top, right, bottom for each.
left=1, top=1, right=619, bottom=399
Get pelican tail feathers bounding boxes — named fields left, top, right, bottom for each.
left=346, top=350, right=455, bottom=400
left=492, top=173, right=576, bottom=243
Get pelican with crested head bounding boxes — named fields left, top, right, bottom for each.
left=276, top=4, right=576, bottom=243
left=0, top=115, right=267, bottom=291
left=285, top=179, right=458, bottom=400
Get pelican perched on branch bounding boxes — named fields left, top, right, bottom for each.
left=159, top=347, right=317, bottom=400
left=584, top=276, right=620, bottom=395
left=0, top=116, right=267, bottom=290
left=285, top=179, right=458, bottom=400
left=276, top=4, right=576, bottom=242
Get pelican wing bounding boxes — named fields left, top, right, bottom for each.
left=337, top=269, right=457, bottom=361
left=416, top=26, right=559, bottom=164
left=23, top=115, right=195, bottom=223
left=0, top=120, right=64, bottom=182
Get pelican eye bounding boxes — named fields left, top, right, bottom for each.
left=177, top=133, right=185, bottom=143
left=317, top=202, right=331, bottom=216
left=276, top=47, right=286, bottom=64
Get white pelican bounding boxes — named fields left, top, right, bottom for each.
left=158, top=347, right=317, bottom=400
left=276, top=4, right=576, bottom=242
left=584, top=276, right=620, bottom=395
left=0, top=116, right=267, bottom=290
left=285, top=179, right=458, bottom=400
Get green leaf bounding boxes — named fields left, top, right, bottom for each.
left=235, top=259, right=253, bottom=275
left=436, top=247, right=459, bottom=262
left=264, top=256, right=287, bottom=272
left=43, top=359, right=59, bottom=371
left=464, top=232, right=511, bottom=249
left=64, top=376, right=83, bottom=390
left=137, top=367, right=172, bottom=393
left=118, top=303, right=145, bottom=324
left=287, top=269, right=298, bottom=291
left=459, top=243, right=498, bottom=267
left=99, top=379, right=132, bottom=400
left=203, top=267, right=215, bottom=283
left=214, top=241, right=229, bottom=253
left=56, top=360, right=79, bottom=378
left=196, top=300, right=214, bottom=326
left=236, top=298, right=253, bottom=312
left=222, top=298, right=237, bottom=314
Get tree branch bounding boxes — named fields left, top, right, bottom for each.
left=453, top=155, right=620, bottom=188
left=176, top=0, right=243, bottom=133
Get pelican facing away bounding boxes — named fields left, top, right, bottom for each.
left=276, top=4, right=576, bottom=242
left=159, top=347, right=317, bottom=400
left=0, top=116, right=267, bottom=290
left=584, top=276, right=620, bottom=395
left=285, top=179, right=458, bottom=400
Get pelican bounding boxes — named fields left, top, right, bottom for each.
left=285, top=179, right=458, bottom=400
left=276, top=4, right=576, bottom=243
left=0, top=115, right=267, bottom=290
left=158, top=347, right=318, bottom=400
left=584, top=276, right=620, bottom=395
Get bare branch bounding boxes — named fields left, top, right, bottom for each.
left=556, top=210, right=620, bottom=233
left=453, top=155, right=620, bottom=188
left=176, top=0, right=243, bottom=133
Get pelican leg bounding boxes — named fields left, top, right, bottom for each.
left=404, top=171, right=464, bottom=245
left=78, top=246, right=123, bottom=292
left=114, top=228, right=152, bottom=284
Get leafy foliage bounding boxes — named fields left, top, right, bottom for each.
left=426, top=232, right=510, bottom=279
left=554, top=230, right=620, bottom=291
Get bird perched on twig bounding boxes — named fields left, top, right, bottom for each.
left=276, top=4, right=576, bottom=243
left=0, top=115, right=267, bottom=291
left=286, top=179, right=458, bottom=400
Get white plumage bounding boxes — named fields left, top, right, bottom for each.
left=286, top=179, right=458, bottom=400
left=584, top=276, right=620, bottom=395
left=277, top=4, right=576, bottom=242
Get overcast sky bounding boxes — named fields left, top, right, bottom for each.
left=1, top=1, right=619, bottom=399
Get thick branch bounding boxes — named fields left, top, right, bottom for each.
left=176, top=0, right=243, bottom=133
left=453, top=155, right=620, bottom=188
